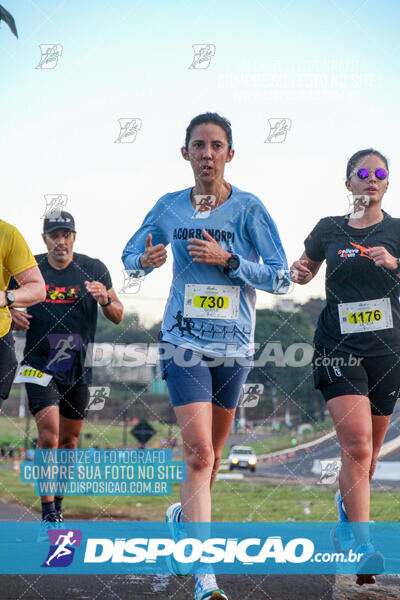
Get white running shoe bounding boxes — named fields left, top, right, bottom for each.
left=194, top=573, right=228, bottom=600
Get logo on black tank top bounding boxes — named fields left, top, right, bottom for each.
left=338, top=242, right=371, bottom=260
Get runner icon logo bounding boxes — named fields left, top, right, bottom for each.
left=45, top=334, right=82, bottom=372
left=188, top=44, right=216, bottom=69
left=87, top=386, right=110, bottom=411
left=115, top=118, right=142, bottom=144
left=42, top=194, right=68, bottom=220
left=318, top=460, right=340, bottom=485
left=265, top=118, right=291, bottom=143
left=332, top=366, right=342, bottom=377
left=119, top=269, right=145, bottom=294
left=239, top=383, right=264, bottom=407
left=42, top=529, right=82, bottom=568
left=36, top=44, right=63, bottom=69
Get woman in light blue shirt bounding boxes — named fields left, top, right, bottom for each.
left=122, top=112, right=288, bottom=600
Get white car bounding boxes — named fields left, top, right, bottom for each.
left=228, top=445, right=257, bottom=472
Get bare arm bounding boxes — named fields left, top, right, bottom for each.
left=0, top=266, right=46, bottom=308
left=290, top=251, right=323, bottom=285
left=100, top=287, right=123, bottom=325
left=84, top=281, right=123, bottom=325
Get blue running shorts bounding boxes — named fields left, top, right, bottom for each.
left=159, top=342, right=251, bottom=409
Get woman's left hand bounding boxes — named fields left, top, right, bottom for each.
left=187, top=229, right=231, bottom=266
left=367, top=247, right=398, bottom=270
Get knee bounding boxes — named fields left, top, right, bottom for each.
left=184, top=440, right=214, bottom=472
left=341, top=432, right=372, bottom=464
left=39, top=430, right=58, bottom=449
left=60, top=436, right=79, bottom=449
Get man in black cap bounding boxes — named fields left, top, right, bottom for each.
left=10, top=212, right=123, bottom=538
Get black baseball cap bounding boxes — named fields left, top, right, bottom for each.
left=43, top=211, right=76, bottom=234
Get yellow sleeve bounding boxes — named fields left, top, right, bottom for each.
left=5, top=227, right=37, bottom=278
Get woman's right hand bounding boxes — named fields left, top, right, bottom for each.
left=290, top=259, right=312, bottom=284
left=139, top=234, right=167, bottom=269
left=10, top=308, right=32, bottom=331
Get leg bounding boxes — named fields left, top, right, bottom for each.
left=55, top=385, right=88, bottom=513
left=209, top=362, right=251, bottom=489
left=35, top=405, right=60, bottom=503
left=58, top=383, right=88, bottom=448
left=174, top=402, right=214, bottom=522
left=327, top=394, right=372, bottom=522
left=59, top=415, right=84, bottom=449
left=369, top=414, right=391, bottom=480
left=367, top=353, right=400, bottom=479
left=210, top=405, right=235, bottom=489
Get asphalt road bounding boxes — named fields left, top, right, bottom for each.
left=1, top=500, right=398, bottom=599
left=0, top=499, right=336, bottom=600
left=252, top=404, right=400, bottom=486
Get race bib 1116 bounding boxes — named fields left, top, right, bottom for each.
left=13, top=365, right=53, bottom=387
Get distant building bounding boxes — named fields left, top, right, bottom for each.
left=274, top=299, right=297, bottom=312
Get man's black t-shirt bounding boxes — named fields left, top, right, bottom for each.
left=304, top=211, right=400, bottom=356
left=20, top=253, right=112, bottom=385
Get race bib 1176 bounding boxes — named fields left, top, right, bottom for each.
left=338, top=297, right=392, bottom=334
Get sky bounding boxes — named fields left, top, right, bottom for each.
left=1, top=0, right=400, bottom=326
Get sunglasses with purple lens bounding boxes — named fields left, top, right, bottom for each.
left=355, top=168, right=388, bottom=180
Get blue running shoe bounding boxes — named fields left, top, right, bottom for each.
left=355, top=542, right=385, bottom=576
left=194, top=574, right=228, bottom=600
left=37, top=512, right=59, bottom=543
left=166, top=502, right=192, bottom=576
left=330, top=490, right=355, bottom=552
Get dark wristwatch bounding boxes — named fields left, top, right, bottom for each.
left=5, top=291, right=15, bottom=307
left=224, top=254, right=240, bottom=274
left=99, top=295, right=112, bottom=307
left=393, top=258, right=400, bottom=275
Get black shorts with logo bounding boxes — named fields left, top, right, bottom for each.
left=25, top=379, right=89, bottom=420
left=312, top=347, right=400, bottom=416
left=0, top=330, right=18, bottom=406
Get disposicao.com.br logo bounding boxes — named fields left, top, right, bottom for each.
left=0, top=522, right=397, bottom=575
left=42, top=529, right=82, bottom=568
left=84, top=534, right=314, bottom=565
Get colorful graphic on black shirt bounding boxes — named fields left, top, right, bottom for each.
left=10, top=253, right=112, bottom=385
left=45, top=284, right=81, bottom=303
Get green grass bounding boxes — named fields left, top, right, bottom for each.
left=0, top=417, right=181, bottom=449
left=0, top=417, right=334, bottom=458
left=1, top=468, right=399, bottom=522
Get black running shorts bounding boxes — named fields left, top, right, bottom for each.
left=312, top=347, right=400, bottom=416
left=0, top=330, right=18, bottom=407
left=25, top=379, right=89, bottom=419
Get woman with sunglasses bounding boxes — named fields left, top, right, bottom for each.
left=122, top=112, right=289, bottom=600
left=290, top=148, right=399, bottom=585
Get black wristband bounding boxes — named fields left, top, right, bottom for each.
left=99, top=295, right=112, bottom=307
left=392, top=259, right=400, bottom=275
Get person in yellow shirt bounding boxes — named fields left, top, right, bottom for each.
left=0, top=219, right=46, bottom=409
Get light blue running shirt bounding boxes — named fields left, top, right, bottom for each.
left=122, top=185, right=289, bottom=357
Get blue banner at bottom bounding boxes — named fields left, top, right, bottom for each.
left=0, top=522, right=399, bottom=575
